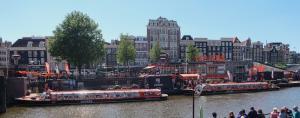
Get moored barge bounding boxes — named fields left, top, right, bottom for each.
left=15, top=89, right=168, bottom=106
left=197, top=82, right=280, bottom=95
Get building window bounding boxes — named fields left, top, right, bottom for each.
left=33, top=58, right=38, bottom=64
left=28, top=51, right=32, bottom=57
left=27, top=41, right=33, bottom=47
left=33, top=51, right=37, bottom=57
left=39, top=41, right=45, bottom=47
left=41, top=58, right=45, bottom=64
left=40, top=51, right=44, bottom=57
left=28, top=58, right=32, bottom=64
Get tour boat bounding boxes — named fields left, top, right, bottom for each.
left=15, top=89, right=168, bottom=106
left=193, top=82, right=280, bottom=95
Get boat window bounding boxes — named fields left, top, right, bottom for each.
left=127, top=93, right=132, bottom=98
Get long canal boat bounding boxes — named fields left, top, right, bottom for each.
left=15, top=89, right=168, bottom=106
left=194, top=82, right=280, bottom=95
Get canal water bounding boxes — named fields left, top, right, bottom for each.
left=1, top=87, right=300, bottom=118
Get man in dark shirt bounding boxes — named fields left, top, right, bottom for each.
left=248, top=107, right=258, bottom=118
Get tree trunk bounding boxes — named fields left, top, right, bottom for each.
left=77, top=65, right=82, bottom=80
left=126, top=60, right=129, bottom=77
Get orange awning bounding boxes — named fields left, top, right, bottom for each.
left=180, top=74, right=200, bottom=80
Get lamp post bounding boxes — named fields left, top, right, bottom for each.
left=193, top=87, right=195, bottom=118
left=194, top=84, right=204, bottom=118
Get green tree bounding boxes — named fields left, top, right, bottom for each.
left=49, top=11, right=105, bottom=74
left=117, top=34, right=136, bottom=66
left=150, top=42, right=161, bottom=63
left=186, top=44, right=200, bottom=62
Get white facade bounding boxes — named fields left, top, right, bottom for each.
left=0, top=37, right=11, bottom=67
left=134, top=36, right=148, bottom=66
left=147, top=17, right=181, bottom=62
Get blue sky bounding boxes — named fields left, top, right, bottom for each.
left=0, top=0, right=299, bottom=51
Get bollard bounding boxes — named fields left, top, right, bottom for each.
left=0, top=76, right=6, bottom=113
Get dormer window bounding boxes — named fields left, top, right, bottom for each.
left=27, top=41, right=33, bottom=47
left=39, top=41, right=45, bottom=47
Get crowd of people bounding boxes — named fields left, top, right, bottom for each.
left=211, top=106, right=300, bottom=118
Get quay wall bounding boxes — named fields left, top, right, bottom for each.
left=0, top=76, right=6, bottom=113
left=6, top=77, right=28, bottom=105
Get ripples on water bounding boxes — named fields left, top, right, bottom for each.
left=1, top=87, right=300, bottom=118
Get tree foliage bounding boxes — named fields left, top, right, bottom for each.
left=49, top=11, right=105, bottom=70
left=116, top=34, right=136, bottom=66
left=150, top=42, right=161, bottom=63
left=186, top=44, right=200, bottom=62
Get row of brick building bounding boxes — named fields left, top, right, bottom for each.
left=0, top=17, right=299, bottom=73
left=0, top=37, right=66, bottom=72
left=104, top=17, right=299, bottom=68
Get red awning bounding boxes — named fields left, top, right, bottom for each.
left=204, top=74, right=227, bottom=79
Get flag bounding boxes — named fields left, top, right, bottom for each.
left=227, top=70, right=232, bottom=81
left=271, top=70, right=274, bottom=79
left=199, top=106, right=204, bottom=118
left=75, top=67, right=79, bottom=77
left=45, top=62, right=50, bottom=74
left=55, top=64, right=60, bottom=74
left=65, top=63, right=70, bottom=75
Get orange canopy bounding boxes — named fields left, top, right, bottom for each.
left=179, top=74, right=200, bottom=80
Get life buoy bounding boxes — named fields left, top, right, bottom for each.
left=195, top=84, right=205, bottom=95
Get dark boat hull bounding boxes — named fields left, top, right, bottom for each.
left=16, top=96, right=168, bottom=106
left=182, top=87, right=279, bottom=96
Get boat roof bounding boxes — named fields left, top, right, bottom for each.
left=50, top=89, right=161, bottom=95
left=179, top=74, right=200, bottom=80
left=207, top=82, right=268, bottom=86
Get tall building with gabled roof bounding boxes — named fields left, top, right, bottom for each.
left=147, top=17, right=181, bottom=63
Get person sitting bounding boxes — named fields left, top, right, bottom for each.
left=248, top=107, right=258, bottom=118
left=293, top=106, right=300, bottom=118
left=279, top=107, right=287, bottom=118
left=228, top=111, right=235, bottom=118
left=238, top=109, right=247, bottom=118
left=270, top=107, right=279, bottom=118
left=212, top=112, right=217, bottom=118
left=257, top=109, right=265, bottom=118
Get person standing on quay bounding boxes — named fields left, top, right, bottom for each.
left=257, top=109, right=266, bottom=118
left=270, top=107, right=279, bottom=118
left=293, top=106, right=300, bottom=118
left=248, top=107, right=258, bottom=118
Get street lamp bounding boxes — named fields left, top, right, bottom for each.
left=5, top=49, right=10, bottom=80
